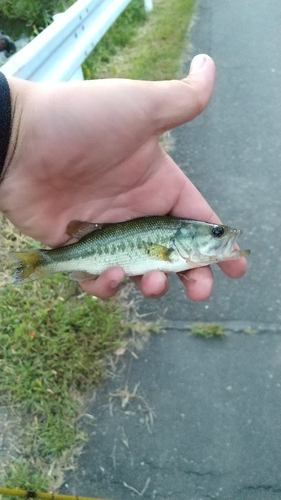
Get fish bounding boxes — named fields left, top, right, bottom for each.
left=9, top=216, right=250, bottom=285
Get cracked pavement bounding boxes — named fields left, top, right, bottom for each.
left=61, top=1, right=281, bottom=498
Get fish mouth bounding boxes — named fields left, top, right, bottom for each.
left=219, top=229, right=241, bottom=257
left=218, top=229, right=250, bottom=261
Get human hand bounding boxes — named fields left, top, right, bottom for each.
left=0, top=54, right=247, bottom=299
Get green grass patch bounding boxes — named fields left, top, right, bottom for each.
left=2, top=462, right=49, bottom=500
left=83, top=0, right=195, bottom=81
left=83, top=0, right=147, bottom=80
left=0, top=276, right=126, bottom=459
left=190, top=323, right=227, bottom=339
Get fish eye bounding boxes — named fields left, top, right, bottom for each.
left=212, top=226, right=225, bottom=238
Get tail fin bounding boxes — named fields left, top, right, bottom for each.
left=9, top=250, right=51, bottom=284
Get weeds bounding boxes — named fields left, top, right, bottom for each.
left=190, top=323, right=227, bottom=339
left=0, top=0, right=76, bottom=31
left=0, top=276, right=126, bottom=459
left=82, top=0, right=147, bottom=80
left=2, top=461, right=49, bottom=497
left=244, top=328, right=256, bottom=335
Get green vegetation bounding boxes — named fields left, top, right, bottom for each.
left=82, top=0, right=147, bottom=80
left=0, top=276, right=126, bottom=459
left=3, top=462, right=49, bottom=499
left=244, top=328, right=256, bottom=335
left=190, top=323, right=227, bottom=339
left=0, top=0, right=76, bottom=31
left=83, top=0, right=195, bottom=80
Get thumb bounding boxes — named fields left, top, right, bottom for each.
left=152, top=54, right=216, bottom=133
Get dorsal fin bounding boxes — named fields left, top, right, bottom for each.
left=66, top=220, right=109, bottom=240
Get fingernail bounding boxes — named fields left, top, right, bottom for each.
left=148, top=283, right=168, bottom=299
left=189, top=54, right=208, bottom=73
left=110, top=280, right=120, bottom=289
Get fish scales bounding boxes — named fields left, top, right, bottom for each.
left=44, top=216, right=182, bottom=276
left=48, top=216, right=180, bottom=261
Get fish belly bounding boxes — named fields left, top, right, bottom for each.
left=53, top=252, right=191, bottom=277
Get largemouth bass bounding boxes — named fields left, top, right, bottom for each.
left=9, top=216, right=250, bottom=285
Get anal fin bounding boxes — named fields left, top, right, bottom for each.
left=69, top=271, right=98, bottom=281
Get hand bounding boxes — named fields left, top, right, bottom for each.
left=0, top=54, right=247, bottom=299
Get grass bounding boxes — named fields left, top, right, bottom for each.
left=0, top=276, right=126, bottom=458
left=244, top=328, right=256, bottom=335
left=83, top=0, right=195, bottom=81
left=82, top=0, right=147, bottom=80
left=2, top=462, right=49, bottom=499
left=0, top=0, right=195, bottom=493
left=190, top=323, right=227, bottom=339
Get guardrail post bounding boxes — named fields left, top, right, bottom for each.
left=143, top=0, right=153, bottom=13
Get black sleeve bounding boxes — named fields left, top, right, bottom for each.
left=0, top=71, right=12, bottom=178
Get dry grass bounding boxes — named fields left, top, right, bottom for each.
left=0, top=215, right=34, bottom=288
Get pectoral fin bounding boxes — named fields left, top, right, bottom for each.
left=145, top=243, right=173, bottom=261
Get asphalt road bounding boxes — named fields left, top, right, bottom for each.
left=61, top=1, right=281, bottom=499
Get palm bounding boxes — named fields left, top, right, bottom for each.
left=38, top=150, right=187, bottom=247
left=2, top=79, right=212, bottom=247
left=24, top=147, right=198, bottom=247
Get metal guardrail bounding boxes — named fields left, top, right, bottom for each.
left=0, top=0, right=153, bottom=82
